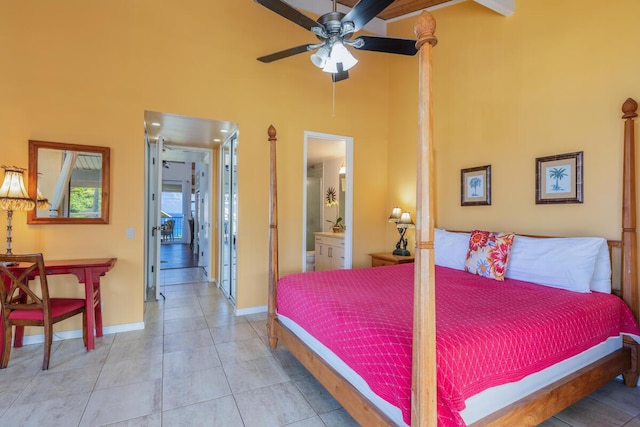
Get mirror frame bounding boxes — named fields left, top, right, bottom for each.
left=27, top=140, right=111, bottom=224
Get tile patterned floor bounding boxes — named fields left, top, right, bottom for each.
left=0, top=267, right=638, bottom=426
left=160, top=243, right=198, bottom=269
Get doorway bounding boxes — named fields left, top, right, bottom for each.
left=303, top=131, right=353, bottom=272
left=144, top=139, right=212, bottom=300
left=159, top=167, right=198, bottom=269
left=219, top=133, right=238, bottom=302
left=144, top=110, right=237, bottom=301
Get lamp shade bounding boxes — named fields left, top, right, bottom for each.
left=0, top=166, right=35, bottom=211
left=388, top=206, right=402, bottom=222
left=310, top=45, right=331, bottom=68
left=322, top=41, right=358, bottom=74
left=330, top=41, right=358, bottom=71
left=397, top=211, right=415, bottom=229
left=36, top=188, right=50, bottom=209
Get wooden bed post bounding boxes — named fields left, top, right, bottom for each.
left=622, top=98, right=639, bottom=323
left=267, top=124, right=279, bottom=349
left=621, top=98, right=640, bottom=388
left=412, top=11, right=438, bottom=427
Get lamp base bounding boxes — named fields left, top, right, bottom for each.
left=392, top=248, right=411, bottom=257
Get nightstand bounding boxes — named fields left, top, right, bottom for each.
left=369, top=252, right=415, bottom=267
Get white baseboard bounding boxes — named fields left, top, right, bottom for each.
left=18, top=322, right=146, bottom=346
left=235, top=305, right=267, bottom=316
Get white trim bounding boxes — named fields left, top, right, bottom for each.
left=386, top=0, right=467, bottom=23
left=235, top=305, right=267, bottom=316
left=303, top=131, right=353, bottom=272
left=18, top=322, right=145, bottom=346
left=473, top=0, right=515, bottom=16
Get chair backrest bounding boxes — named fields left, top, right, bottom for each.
left=0, top=254, right=50, bottom=319
left=163, top=220, right=174, bottom=234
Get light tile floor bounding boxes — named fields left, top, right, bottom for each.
left=0, top=267, right=638, bottom=426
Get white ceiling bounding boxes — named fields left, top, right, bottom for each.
left=144, top=110, right=237, bottom=151
left=307, top=137, right=345, bottom=163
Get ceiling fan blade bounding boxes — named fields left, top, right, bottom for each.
left=353, top=36, right=418, bottom=56
left=257, top=44, right=313, bottom=63
left=341, top=0, right=394, bottom=32
left=254, top=0, right=319, bottom=31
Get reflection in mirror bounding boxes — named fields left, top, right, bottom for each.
left=303, top=133, right=352, bottom=272
left=28, top=140, right=110, bottom=224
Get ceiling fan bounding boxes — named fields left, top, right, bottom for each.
left=255, top=0, right=418, bottom=82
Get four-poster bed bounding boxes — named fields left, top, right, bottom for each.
left=267, top=11, right=640, bottom=427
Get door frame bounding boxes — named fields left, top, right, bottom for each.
left=144, top=135, right=164, bottom=301
left=144, top=141, right=214, bottom=299
left=302, top=131, right=353, bottom=271
left=217, top=132, right=238, bottom=302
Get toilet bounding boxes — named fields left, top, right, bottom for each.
left=306, top=251, right=315, bottom=272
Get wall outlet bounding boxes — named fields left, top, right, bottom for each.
left=126, top=227, right=135, bottom=239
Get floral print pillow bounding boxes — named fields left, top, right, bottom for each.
left=464, top=230, right=515, bottom=281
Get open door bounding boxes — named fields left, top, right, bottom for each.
left=145, top=135, right=164, bottom=301
left=218, top=133, right=238, bottom=302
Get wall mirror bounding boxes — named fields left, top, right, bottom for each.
left=27, top=140, right=110, bottom=224
left=303, top=132, right=353, bottom=272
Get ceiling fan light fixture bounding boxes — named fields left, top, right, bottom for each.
left=340, top=21, right=355, bottom=37
left=322, top=59, right=338, bottom=74
left=310, top=45, right=331, bottom=68
left=325, top=41, right=358, bottom=72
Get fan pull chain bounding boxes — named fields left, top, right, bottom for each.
left=332, top=81, right=336, bottom=117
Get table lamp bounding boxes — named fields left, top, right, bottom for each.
left=0, top=166, right=36, bottom=255
left=388, top=208, right=415, bottom=256
left=37, top=188, right=50, bottom=210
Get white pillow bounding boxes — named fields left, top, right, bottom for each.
left=505, top=236, right=607, bottom=293
left=590, top=240, right=612, bottom=293
left=434, top=228, right=470, bottom=271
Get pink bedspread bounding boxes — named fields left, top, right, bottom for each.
left=276, top=264, right=640, bottom=426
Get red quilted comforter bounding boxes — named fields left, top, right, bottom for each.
left=276, top=264, right=640, bottom=426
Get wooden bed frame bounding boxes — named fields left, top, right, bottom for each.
left=266, top=11, right=640, bottom=427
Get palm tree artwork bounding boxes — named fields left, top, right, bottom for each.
left=547, top=167, right=569, bottom=192
left=469, top=176, right=482, bottom=197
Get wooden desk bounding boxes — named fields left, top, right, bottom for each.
left=369, top=252, right=414, bottom=267
left=5, top=258, right=117, bottom=351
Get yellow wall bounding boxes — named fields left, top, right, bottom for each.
left=5, top=0, right=639, bottom=333
left=0, top=0, right=391, bottom=334
left=388, top=0, right=640, bottom=236
left=387, top=0, right=640, bottom=313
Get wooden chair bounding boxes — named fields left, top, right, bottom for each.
left=161, top=219, right=175, bottom=242
left=0, top=253, right=86, bottom=370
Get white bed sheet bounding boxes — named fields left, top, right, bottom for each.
left=278, top=313, right=624, bottom=426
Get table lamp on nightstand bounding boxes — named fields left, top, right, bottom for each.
left=388, top=207, right=415, bottom=256
left=0, top=166, right=36, bottom=255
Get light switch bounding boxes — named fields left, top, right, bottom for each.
left=126, top=227, right=135, bottom=239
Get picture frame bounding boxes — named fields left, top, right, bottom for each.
left=461, top=165, right=491, bottom=206
left=535, top=151, right=583, bottom=204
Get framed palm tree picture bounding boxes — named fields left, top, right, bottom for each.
left=535, top=151, right=583, bottom=204
left=461, top=165, right=491, bottom=206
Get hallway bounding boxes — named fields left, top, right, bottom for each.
left=160, top=243, right=198, bottom=270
